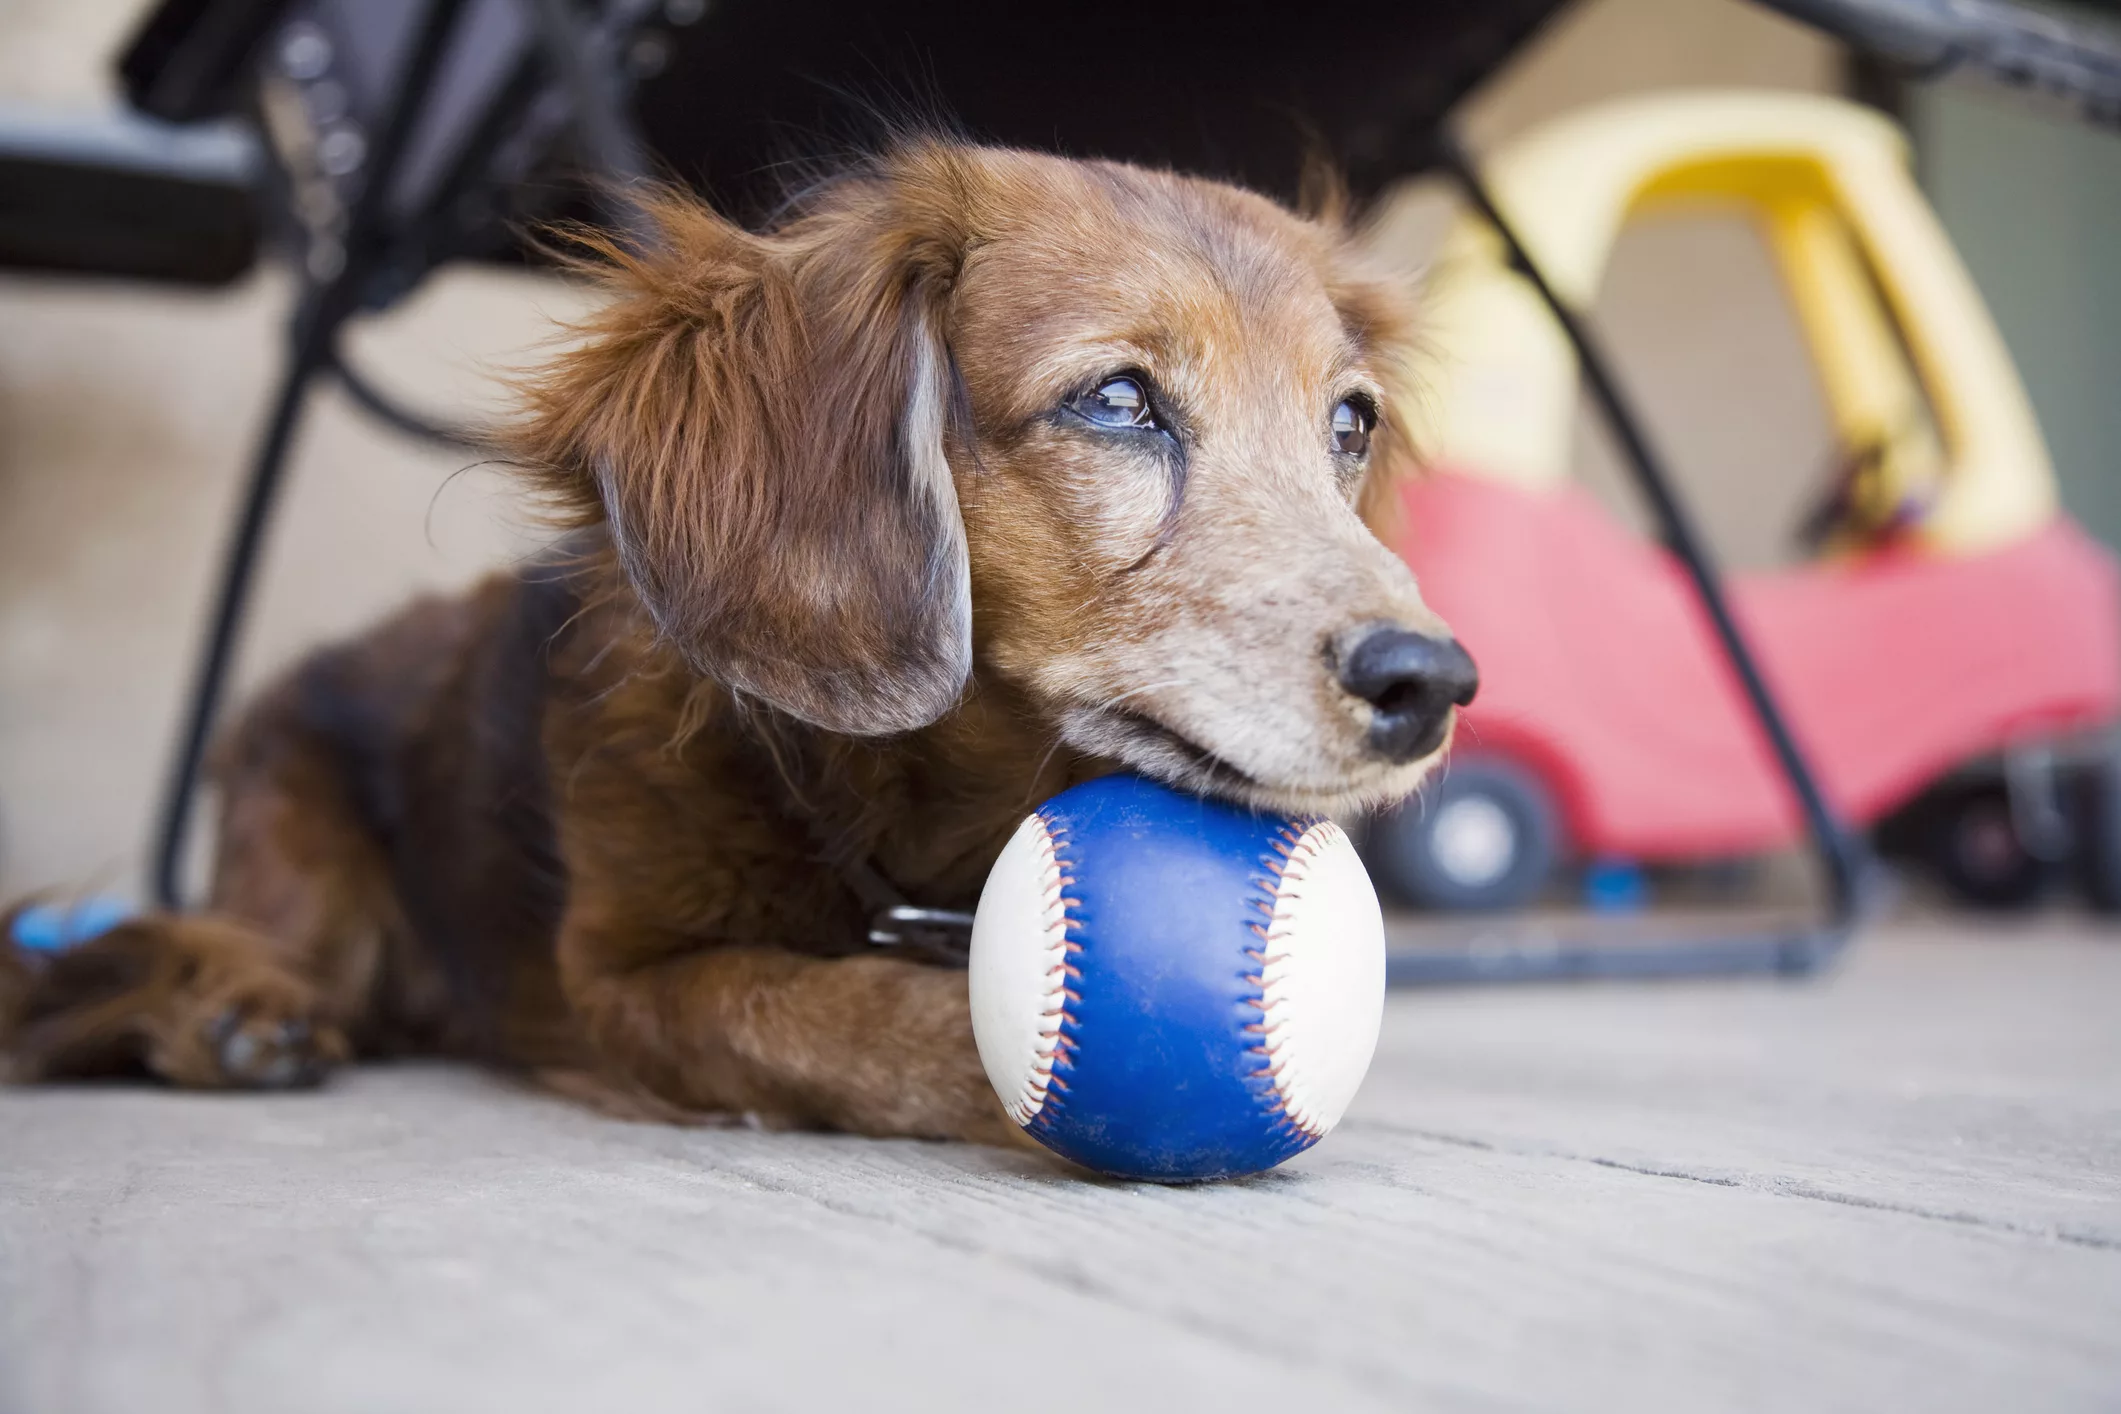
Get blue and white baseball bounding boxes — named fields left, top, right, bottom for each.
left=969, top=773, right=1386, bottom=1181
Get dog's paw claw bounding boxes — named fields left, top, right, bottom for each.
left=199, top=1003, right=341, bottom=1089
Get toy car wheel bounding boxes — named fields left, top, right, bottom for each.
left=2070, top=747, right=2121, bottom=913
left=1931, top=784, right=2051, bottom=909
left=1366, top=758, right=1557, bottom=912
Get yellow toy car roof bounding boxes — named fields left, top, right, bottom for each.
left=1414, top=90, right=2054, bottom=556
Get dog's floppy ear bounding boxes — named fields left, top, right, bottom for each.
left=513, top=148, right=976, bottom=735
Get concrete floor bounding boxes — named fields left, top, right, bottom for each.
left=4, top=917, right=2116, bottom=1413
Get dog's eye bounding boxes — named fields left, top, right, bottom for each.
left=1071, top=376, right=1158, bottom=431
left=1332, top=398, right=1374, bottom=458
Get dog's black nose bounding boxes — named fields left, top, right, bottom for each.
left=1337, top=626, right=1479, bottom=763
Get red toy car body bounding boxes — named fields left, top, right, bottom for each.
left=1363, top=93, right=2121, bottom=912
left=1399, top=473, right=2121, bottom=860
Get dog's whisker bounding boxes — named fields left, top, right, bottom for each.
left=1022, top=731, right=1072, bottom=810
left=1089, top=679, right=1193, bottom=713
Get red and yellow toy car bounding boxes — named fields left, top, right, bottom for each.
left=1370, top=92, right=2121, bottom=912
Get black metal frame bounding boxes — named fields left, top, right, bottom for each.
left=150, top=0, right=651, bottom=905
left=1381, top=138, right=1877, bottom=985
left=153, top=0, right=471, bottom=907
left=1754, top=0, right=2121, bottom=131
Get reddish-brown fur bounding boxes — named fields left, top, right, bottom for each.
left=1, top=142, right=1454, bottom=1143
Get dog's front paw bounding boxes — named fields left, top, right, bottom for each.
left=149, top=963, right=349, bottom=1090
left=196, top=1006, right=347, bottom=1089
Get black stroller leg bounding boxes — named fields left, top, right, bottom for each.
left=149, top=322, right=333, bottom=908
left=1382, top=135, right=1879, bottom=985
left=148, top=0, right=472, bottom=907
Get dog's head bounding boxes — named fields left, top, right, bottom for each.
left=516, top=142, right=1473, bottom=815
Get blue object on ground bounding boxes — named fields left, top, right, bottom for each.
left=10, top=896, right=138, bottom=952
left=1583, top=858, right=1649, bottom=913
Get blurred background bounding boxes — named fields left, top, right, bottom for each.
left=2, top=0, right=2118, bottom=949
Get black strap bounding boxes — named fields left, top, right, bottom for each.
left=799, top=812, right=975, bottom=966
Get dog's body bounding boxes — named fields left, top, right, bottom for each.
left=1, top=143, right=1472, bottom=1142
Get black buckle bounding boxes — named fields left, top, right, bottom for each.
left=867, top=905, right=976, bottom=966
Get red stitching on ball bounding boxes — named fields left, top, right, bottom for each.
left=1013, top=809, right=1086, bottom=1131
left=1243, top=817, right=1341, bottom=1143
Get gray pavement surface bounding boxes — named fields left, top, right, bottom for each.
left=3, top=917, right=2117, bottom=1413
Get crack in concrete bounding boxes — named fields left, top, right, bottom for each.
left=1350, top=1120, right=2121, bottom=1253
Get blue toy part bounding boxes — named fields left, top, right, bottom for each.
left=1582, top=857, right=1649, bottom=913
left=968, top=773, right=1386, bottom=1182
left=10, top=895, right=139, bottom=953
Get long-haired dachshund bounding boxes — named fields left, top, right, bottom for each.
left=1, top=141, right=1474, bottom=1143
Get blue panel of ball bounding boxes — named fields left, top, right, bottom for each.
left=1023, top=774, right=1319, bottom=1181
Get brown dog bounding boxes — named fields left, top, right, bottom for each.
left=0, top=141, right=1474, bottom=1143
